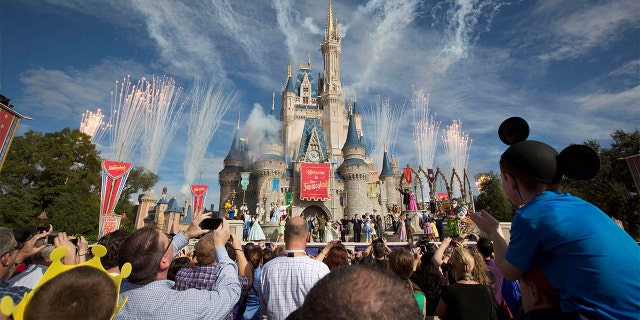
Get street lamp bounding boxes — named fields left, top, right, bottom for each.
left=263, top=197, right=268, bottom=223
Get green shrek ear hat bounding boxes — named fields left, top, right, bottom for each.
left=498, top=117, right=600, bottom=184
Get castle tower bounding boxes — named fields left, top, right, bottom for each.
left=219, top=119, right=244, bottom=210
left=252, top=127, right=286, bottom=221
left=135, top=193, right=157, bottom=229
left=338, top=113, right=368, bottom=217
left=379, top=147, right=401, bottom=210
left=319, top=0, right=347, bottom=161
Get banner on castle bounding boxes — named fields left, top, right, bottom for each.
left=0, top=104, right=25, bottom=172
left=339, top=191, right=347, bottom=208
left=100, top=160, right=133, bottom=217
left=404, top=166, right=413, bottom=184
left=427, top=168, right=435, bottom=182
left=191, top=185, right=208, bottom=214
left=300, top=163, right=330, bottom=201
left=240, top=172, right=250, bottom=191
left=368, top=183, right=377, bottom=199
left=623, top=154, right=640, bottom=193
left=272, top=177, right=280, bottom=192
left=285, top=192, right=292, bottom=206
left=99, top=216, right=121, bottom=238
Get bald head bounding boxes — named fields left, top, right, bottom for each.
left=284, top=216, right=309, bottom=243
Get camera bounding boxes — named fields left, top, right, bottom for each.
left=46, top=231, right=59, bottom=245
left=200, top=218, right=223, bottom=230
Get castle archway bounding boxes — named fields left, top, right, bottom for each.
left=301, top=205, right=330, bottom=220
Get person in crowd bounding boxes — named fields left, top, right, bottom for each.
left=388, top=248, right=427, bottom=319
left=405, top=211, right=418, bottom=244
left=470, top=117, right=640, bottom=320
left=167, top=257, right=190, bottom=282
left=243, top=246, right=263, bottom=320
left=258, top=216, right=330, bottom=320
left=341, top=217, right=351, bottom=242
left=317, top=215, right=326, bottom=241
left=0, top=227, right=48, bottom=303
left=286, top=265, right=421, bottom=320
left=467, top=246, right=494, bottom=287
left=351, top=214, right=363, bottom=242
left=243, top=205, right=252, bottom=241
left=315, top=239, right=347, bottom=271
left=173, top=231, right=220, bottom=291
left=411, top=243, right=447, bottom=320
left=8, top=243, right=54, bottom=289
left=97, top=229, right=130, bottom=274
left=476, top=237, right=504, bottom=306
left=224, top=237, right=252, bottom=320
left=436, top=246, right=497, bottom=320
left=115, top=212, right=240, bottom=320
left=513, top=267, right=582, bottom=320
left=360, top=238, right=390, bottom=272
left=398, top=187, right=411, bottom=211
left=23, top=265, right=118, bottom=320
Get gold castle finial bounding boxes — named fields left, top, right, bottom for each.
left=287, top=61, right=291, bottom=78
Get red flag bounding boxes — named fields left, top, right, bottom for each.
left=0, top=105, right=24, bottom=172
left=101, top=160, right=133, bottom=216
left=191, top=185, right=208, bottom=214
left=404, top=166, right=413, bottom=184
left=624, top=154, right=640, bottom=194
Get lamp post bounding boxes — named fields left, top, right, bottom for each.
left=37, top=211, right=48, bottom=232
left=263, top=197, right=268, bottom=223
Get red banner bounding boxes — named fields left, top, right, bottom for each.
left=99, top=216, right=122, bottom=238
left=191, top=184, right=208, bottom=214
left=0, top=105, right=23, bottom=172
left=404, top=166, right=413, bottom=184
left=300, top=163, right=330, bottom=201
left=101, top=160, right=133, bottom=217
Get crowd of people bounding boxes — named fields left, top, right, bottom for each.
left=1, top=117, right=638, bottom=319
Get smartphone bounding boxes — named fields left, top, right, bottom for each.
left=46, top=231, right=59, bottom=245
left=200, top=218, right=223, bottom=230
left=265, top=242, right=271, bottom=247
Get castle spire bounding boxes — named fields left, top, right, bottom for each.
left=237, top=112, right=240, bottom=129
left=271, top=92, right=275, bottom=116
left=307, top=49, right=312, bottom=68
left=325, top=0, right=334, bottom=41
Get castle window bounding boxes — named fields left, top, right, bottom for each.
left=303, top=97, right=309, bottom=104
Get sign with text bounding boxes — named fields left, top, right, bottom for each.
left=100, top=160, right=132, bottom=217
left=191, top=184, right=208, bottom=214
left=300, top=163, right=330, bottom=201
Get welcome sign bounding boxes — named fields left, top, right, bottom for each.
left=300, top=163, right=330, bottom=201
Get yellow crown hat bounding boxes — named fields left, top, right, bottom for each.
left=0, top=245, right=131, bottom=319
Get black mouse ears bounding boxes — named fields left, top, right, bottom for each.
left=498, top=117, right=600, bottom=181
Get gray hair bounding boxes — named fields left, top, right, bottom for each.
left=0, top=227, right=17, bottom=256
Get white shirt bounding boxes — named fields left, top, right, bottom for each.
left=9, top=264, right=48, bottom=289
left=258, top=255, right=329, bottom=320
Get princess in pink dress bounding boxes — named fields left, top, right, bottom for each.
left=397, top=213, right=407, bottom=241
left=408, top=191, right=418, bottom=211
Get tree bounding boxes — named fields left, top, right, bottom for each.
left=561, top=129, right=640, bottom=239
left=0, top=128, right=102, bottom=235
left=474, top=171, right=516, bottom=222
left=0, top=128, right=160, bottom=240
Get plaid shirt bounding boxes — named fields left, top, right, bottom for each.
left=0, top=279, right=30, bottom=304
left=174, top=264, right=220, bottom=291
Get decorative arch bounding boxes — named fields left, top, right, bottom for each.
left=301, top=204, right=331, bottom=220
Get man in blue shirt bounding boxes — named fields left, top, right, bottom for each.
left=116, top=212, right=240, bottom=320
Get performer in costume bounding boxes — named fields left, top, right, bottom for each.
left=248, top=212, right=266, bottom=241
left=408, top=190, right=418, bottom=211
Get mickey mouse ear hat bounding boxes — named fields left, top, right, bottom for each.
left=498, top=117, right=600, bottom=184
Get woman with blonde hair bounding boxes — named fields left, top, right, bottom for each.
left=436, top=246, right=497, bottom=320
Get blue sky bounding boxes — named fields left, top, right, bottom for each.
left=1, top=0, right=638, bottom=208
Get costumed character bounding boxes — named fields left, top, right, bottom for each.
left=248, top=213, right=266, bottom=241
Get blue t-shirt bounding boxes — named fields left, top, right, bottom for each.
left=506, top=190, right=640, bottom=320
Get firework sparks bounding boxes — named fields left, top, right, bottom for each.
left=362, top=95, right=405, bottom=169
left=442, top=119, right=472, bottom=197
left=80, top=108, right=108, bottom=144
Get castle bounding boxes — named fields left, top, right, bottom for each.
left=133, top=1, right=406, bottom=233
left=218, top=1, right=404, bottom=223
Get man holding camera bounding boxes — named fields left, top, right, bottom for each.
left=116, top=211, right=240, bottom=320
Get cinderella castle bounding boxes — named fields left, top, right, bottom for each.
left=218, top=1, right=404, bottom=222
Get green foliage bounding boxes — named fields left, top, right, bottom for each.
left=0, top=128, right=159, bottom=241
left=561, top=129, right=640, bottom=240
left=474, top=171, right=516, bottom=222
left=0, top=128, right=102, bottom=236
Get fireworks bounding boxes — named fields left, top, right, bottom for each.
left=362, top=95, right=405, bottom=168
left=442, top=119, right=472, bottom=197
left=412, top=90, right=440, bottom=170
left=80, top=108, right=108, bottom=144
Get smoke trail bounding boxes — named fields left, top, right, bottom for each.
left=182, top=78, right=237, bottom=197
left=362, top=95, right=405, bottom=169
left=242, top=104, right=282, bottom=161
left=442, top=119, right=472, bottom=198
left=272, top=0, right=299, bottom=61
left=108, top=76, right=149, bottom=162
left=426, top=0, right=506, bottom=87
left=412, top=89, right=440, bottom=169
left=350, top=0, right=420, bottom=93
left=140, top=76, right=187, bottom=174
